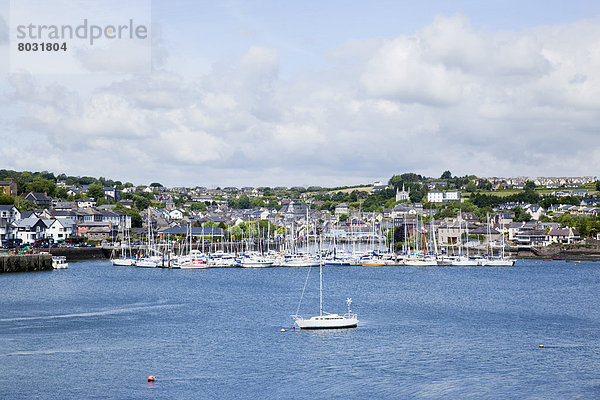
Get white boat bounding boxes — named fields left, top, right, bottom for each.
left=451, top=256, right=479, bottom=266
left=178, top=250, right=209, bottom=269
left=52, top=256, right=68, bottom=269
left=135, top=258, right=157, bottom=268
left=292, top=257, right=358, bottom=329
left=483, top=218, right=515, bottom=266
left=111, top=220, right=136, bottom=266
left=323, top=258, right=351, bottom=266
left=111, top=257, right=136, bottom=267
left=281, top=255, right=320, bottom=267
left=403, top=256, right=439, bottom=267
left=484, top=258, right=516, bottom=266
left=208, top=257, right=239, bottom=267
left=240, top=256, right=273, bottom=268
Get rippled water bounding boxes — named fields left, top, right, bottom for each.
left=1, top=260, right=599, bottom=399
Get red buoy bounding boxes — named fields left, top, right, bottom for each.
left=148, top=376, right=155, bottom=382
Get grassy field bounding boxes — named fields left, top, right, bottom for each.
left=328, top=186, right=373, bottom=194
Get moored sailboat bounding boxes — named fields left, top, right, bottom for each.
left=292, top=252, right=358, bottom=329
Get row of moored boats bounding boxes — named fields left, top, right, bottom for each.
left=111, top=250, right=515, bottom=268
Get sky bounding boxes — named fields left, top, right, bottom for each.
left=1, top=0, right=600, bottom=188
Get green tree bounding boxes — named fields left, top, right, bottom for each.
left=14, top=197, right=37, bottom=211
left=237, top=194, right=251, bottom=209
left=31, top=177, right=56, bottom=196
left=190, top=202, right=207, bottom=212
left=87, top=184, right=105, bottom=201
left=441, top=170, right=452, bottom=180
left=54, top=187, right=69, bottom=200
left=596, top=181, right=600, bottom=192
left=524, top=180, right=536, bottom=191
left=513, top=206, right=532, bottom=222
left=135, top=196, right=151, bottom=210
left=0, top=194, right=15, bottom=205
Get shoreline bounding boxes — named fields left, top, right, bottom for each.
left=36, top=245, right=600, bottom=262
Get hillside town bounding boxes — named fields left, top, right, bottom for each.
left=1, top=171, right=599, bottom=252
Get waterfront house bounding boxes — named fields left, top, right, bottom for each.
left=77, top=222, right=112, bottom=241
left=507, top=222, right=525, bottom=241
left=0, top=205, right=21, bottom=243
left=515, top=230, right=548, bottom=247
left=548, top=228, right=582, bottom=244
left=12, top=217, right=48, bottom=244
left=467, top=225, right=502, bottom=245
left=44, top=218, right=75, bottom=243
left=158, top=226, right=225, bottom=240
left=436, top=221, right=465, bottom=245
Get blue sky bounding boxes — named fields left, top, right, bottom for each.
left=1, top=0, right=600, bottom=187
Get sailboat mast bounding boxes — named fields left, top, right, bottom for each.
left=319, top=255, right=323, bottom=316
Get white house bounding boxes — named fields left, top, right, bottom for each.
left=335, top=203, right=350, bottom=215
left=427, top=190, right=461, bottom=203
left=44, top=219, right=74, bottom=242
left=445, top=191, right=461, bottom=201
left=12, top=217, right=48, bottom=244
left=548, top=227, right=581, bottom=244
left=427, top=190, right=444, bottom=203
left=168, top=208, right=185, bottom=220
left=0, top=205, right=21, bottom=243
left=525, top=205, right=545, bottom=221
left=103, top=187, right=119, bottom=202
left=372, top=181, right=387, bottom=191
left=77, top=198, right=96, bottom=208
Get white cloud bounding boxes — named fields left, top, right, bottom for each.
left=3, top=14, right=600, bottom=186
left=0, top=15, right=7, bottom=44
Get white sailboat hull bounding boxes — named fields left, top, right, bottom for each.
left=136, top=258, right=157, bottom=268
left=294, top=313, right=358, bottom=329
left=240, top=262, right=273, bottom=268
left=404, top=258, right=438, bottom=267
left=281, top=259, right=320, bottom=267
left=451, top=259, right=479, bottom=266
left=111, top=258, right=136, bottom=266
left=484, top=259, right=516, bottom=266
left=178, top=261, right=209, bottom=269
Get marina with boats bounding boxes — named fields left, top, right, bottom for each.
left=108, top=211, right=516, bottom=269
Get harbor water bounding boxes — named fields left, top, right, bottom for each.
left=1, top=260, right=599, bottom=399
